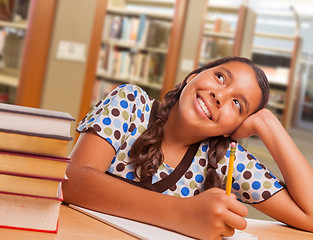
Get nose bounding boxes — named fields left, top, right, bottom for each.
left=211, top=91, right=222, bottom=107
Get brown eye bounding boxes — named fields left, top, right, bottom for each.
left=217, top=74, right=225, bottom=85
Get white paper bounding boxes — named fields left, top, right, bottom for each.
left=70, top=204, right=257, bottom=240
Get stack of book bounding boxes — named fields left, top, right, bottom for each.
left=0, top=103, right=75, bottom=233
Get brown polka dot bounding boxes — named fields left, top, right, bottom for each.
left=160, top=172, right=168, bottom=179
left=265, top=172, right=273, bottom=179
left=96, top=108, right=103, bottom=115
left=129, top=123, right=136, bottom=132
left=262, top=191, right=271, bottom=200
left=114, top=130, right=121, bottom=140
left=111, top=90, right=118, bottom=96
left=221, top=165, right=227, bottom=175
left=132, top=105, right=136, bottom=113
left=93, top=124, right=101, bottom=132
left=127, top=94, right=135, bottom=101
left=185, top=171, right=193, bottom=179
left=112, top=108, right=120, bottom=117
left=199, top=158, right=206, bottom=167
left=170, top=184, right=177, bottom=191
left=243, top=192, right=250, bottom=199
left=243, top=171, right=252, bottom=179
left=120, top=142, right=127, bottom=150
left=80, top=117, right=86, bottom=124
left=95, top=100, right=102, bottom=107
left=247, top=154, right=254, bottom=160
left=194, top=189, right=200, bottom=196
left=140, top=114, right=145, bottom=122
left=116, top=163, right=125, bottom=172
left=260, top=163, right=266, bottom=169
left=140, top=95, right=146, bottom=104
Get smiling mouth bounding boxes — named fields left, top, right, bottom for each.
left=197, top=97, right=212, bottom=120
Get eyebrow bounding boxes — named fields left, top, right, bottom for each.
left=220, top=66, right=250, bottom=114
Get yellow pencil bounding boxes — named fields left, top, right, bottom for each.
left=226, top=142, right=236, bottom=196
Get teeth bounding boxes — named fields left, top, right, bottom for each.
left=197, top=97, right=211, bottom=119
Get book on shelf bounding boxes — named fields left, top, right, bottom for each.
left=92, top=79, right=119, bottom=106
left=0, top=190, right=62, bottom=233
left=0, top=150, right=70, bottom=179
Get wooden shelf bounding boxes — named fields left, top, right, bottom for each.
left=0, top=73, right=19, bottom=87
left=268, top=101, right=285, bottom=110
left=107, top=7, right=173, bottom=21
left=97, top=72, right=163, bottom=90
left=203, top=30, right=234, bottom=40
left=103, top=40, right=168, bottom=54
left=0, top=20, right=28, bottom=30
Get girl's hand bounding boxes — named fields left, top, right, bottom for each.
left=230, top=109, right=275, bottom=140
left=179, top=188, right=248, bottom=240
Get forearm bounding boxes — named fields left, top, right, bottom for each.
left=255, top=111, right=313, bottom=216
left=62, top=164, right=182, bottom=230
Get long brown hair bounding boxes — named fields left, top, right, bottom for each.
left=129, top=57, right=269, bottom=189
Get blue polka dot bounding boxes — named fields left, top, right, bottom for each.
left=113, top=119, right=121, bottom=128
left=123, top=123, right=128, bottom=133
left=120, top=100, right=128, bottom=109
left=252, top=192, right=260, bottom=200
left=181, top=187, right=190, bottom=196
left=105, top=138, right=112, bottom=144
left=88, top=117, right=95, bottom=123
left=119, top=84, right=126, bottom=88
left=274, top=181, right=282, bottom=188
left=126, top=84, right=133, bottom=91
left=253, top=171, right=262, bottom=179
left=130, top=127, right=137, bottom=136
left=237, top=144, right=244, bottom=152
left=103, top=99, right=110, bottom=105
left=134, top=90, right=138, bottom=97
left=255, top=163, right=263, bottom=170
left=103, top=117, right=111, bottom=125
left=202, top=145, right=208, bottom=152
left=232, top=183, right=240, bottom=190
left=195, top=174, right=204, bottom=183
left=235, top=174, right=241, bottom=181
left=178, top=178, right=185, bottom=185
left=126, top=172, right=135, bottom=180
left=252, top=181, right=261, bottom=190
left=145, top=104, right=150, bottom=111
left=137, top=109, right=142, bottom=118
left=226, top=150, right=230, bottom=158
left=236, top=163, right=245, bottom=172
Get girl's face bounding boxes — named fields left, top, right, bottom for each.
left=177, top=61, right=262, bottom=141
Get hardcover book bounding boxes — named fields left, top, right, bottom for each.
left=0, top=191, right=62, bottom=232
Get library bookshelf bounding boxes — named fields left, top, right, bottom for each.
left=198, top=4, right=256, bottom=66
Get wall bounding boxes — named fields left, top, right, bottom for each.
left=40, top=0, right=98, bottom=145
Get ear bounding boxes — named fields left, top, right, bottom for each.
left=223, top=134, right=230, bottom=138
left=186, top=73, right=198, bottom=84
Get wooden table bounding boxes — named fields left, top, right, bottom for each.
left=1, top=204, right=312, bottom=240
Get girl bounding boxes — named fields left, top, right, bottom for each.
left=62, top=57, right=313, bottom=240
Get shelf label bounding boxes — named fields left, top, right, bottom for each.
left=56, top=40, right=86, bottom=62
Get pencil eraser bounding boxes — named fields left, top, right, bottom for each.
left=231, top=142, right=237, bottom=148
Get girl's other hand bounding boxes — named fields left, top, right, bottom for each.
left=178, top=188, right=248, bottom=240
left=230, top=109, right=275, bottom=140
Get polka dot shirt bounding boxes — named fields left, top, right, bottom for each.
left=77, top=84, right=284, bottom=204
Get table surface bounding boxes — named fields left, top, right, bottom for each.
left=1, top=204, right=312, bottom=240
